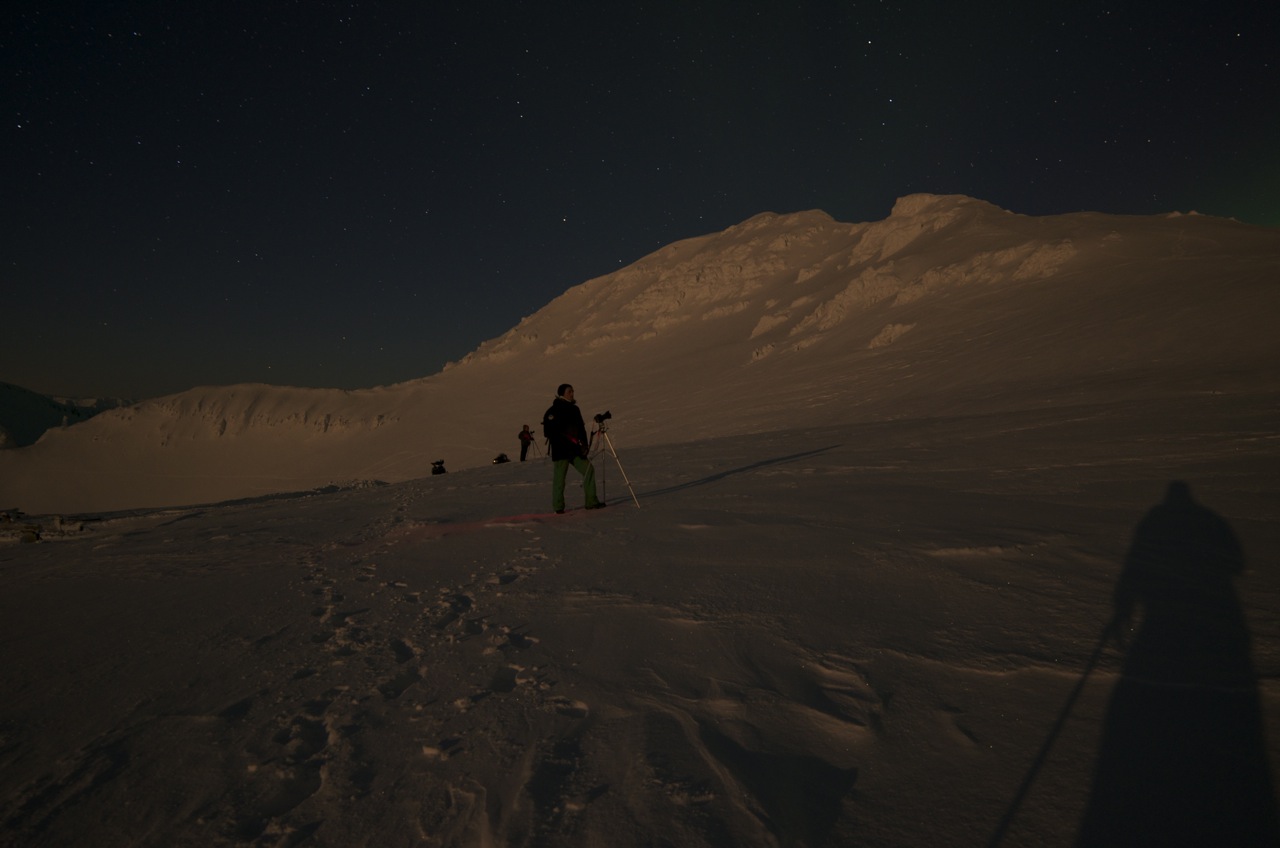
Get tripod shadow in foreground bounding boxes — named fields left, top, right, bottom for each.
left=1076, top=481, right=1279, bottom=847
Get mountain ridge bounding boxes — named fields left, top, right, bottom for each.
left=3, top=194, right=1277, bottom=514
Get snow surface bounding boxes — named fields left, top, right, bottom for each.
left=1, top=195, right=1278, bottom=846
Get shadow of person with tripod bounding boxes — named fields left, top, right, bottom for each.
left=1076, top=481, right=1279, bottom=846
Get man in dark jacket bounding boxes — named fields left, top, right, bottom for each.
left=541, top=384, right=603, bottom=513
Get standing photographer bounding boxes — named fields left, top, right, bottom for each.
left=540, top=384, right=603, bottom=513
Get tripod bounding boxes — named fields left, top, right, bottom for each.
left=591, top=423, right=640, bottom=508
left=986, top=625, right=1111, bottom=847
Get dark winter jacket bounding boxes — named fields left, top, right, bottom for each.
left=541, top=396, right=588, bottom=461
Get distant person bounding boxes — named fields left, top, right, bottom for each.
left=518, top=424, right=535, bottom=461
left=541, top=384, right=603, bottom=513
left=431, top=460, right=447, bottom=475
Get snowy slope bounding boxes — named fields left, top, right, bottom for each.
left=1, top=194, right=1278, bottom=847
left=2, top=194, right=1277, bottom=514
left=2, top=395, right=1277, bottom=846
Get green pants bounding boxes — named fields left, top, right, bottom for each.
left=552, top=456, right=599, bottom=511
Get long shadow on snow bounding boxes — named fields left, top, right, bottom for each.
left=636, top=445, right=841, bottom=500
left=1073, top=480, right=1279, bottom=847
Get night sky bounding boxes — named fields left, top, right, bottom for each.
left=4, top=1, right=1277, bottom=399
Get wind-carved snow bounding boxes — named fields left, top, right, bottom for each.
left=144, top=385, right=399, bottom=441
left=789, top=268, right=904, bottom=335
left=868, top=323, right=917, bottom=348
left=463, top=210, right=857, bottom=363
left=750, top=313, right=790, bottom=339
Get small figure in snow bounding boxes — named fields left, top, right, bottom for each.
left=518, top=424, right=535, bottom=461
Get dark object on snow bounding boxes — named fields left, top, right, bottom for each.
left=430, top=460, right=447, bottom=475
left=492, top=453, right=510, bottom=464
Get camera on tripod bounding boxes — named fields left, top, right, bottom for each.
left=586, top=409, right=639, bottom=508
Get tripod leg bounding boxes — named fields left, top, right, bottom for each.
left=602, top=432, right=640, bottom=508
left=599, top=440, right=607, bottom=502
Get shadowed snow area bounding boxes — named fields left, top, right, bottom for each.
left=1, top=195, right=1278, bottom=846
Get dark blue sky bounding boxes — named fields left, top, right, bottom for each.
left=4, top=1, right=1277, bottom=399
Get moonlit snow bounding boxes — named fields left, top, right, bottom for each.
left=2, top=195, right=1278, bottom=846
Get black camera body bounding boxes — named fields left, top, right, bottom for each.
left=593, top=411, right=612, bottom=424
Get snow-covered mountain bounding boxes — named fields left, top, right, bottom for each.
left=3, top=194, right=1278, bottom=514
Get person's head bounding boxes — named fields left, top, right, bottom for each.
left=522, top=424, right=530, bottom=431
left=1165, top=480, right=1193, bottom=505
left=557, top=384, right=574, bottom=401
